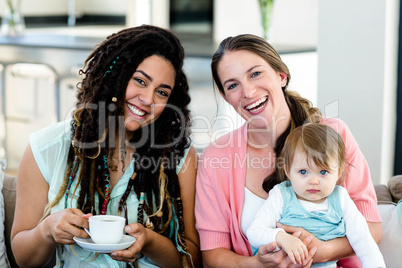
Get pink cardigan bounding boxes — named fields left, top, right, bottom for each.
left=195, top=118, right=381, bottom=256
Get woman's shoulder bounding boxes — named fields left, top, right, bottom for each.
left=31, top=119, right=72, bottom=138
left=29, top=120, right=72, bottom=183
left=29, top=120, right=72, bottom=151
left=320, top=117, right=348, bottom=130
left=320, top=117, right=357, bottom=147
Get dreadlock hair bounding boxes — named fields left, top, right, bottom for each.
left=42, top=25, right=192, bottom=262
left=211, top=34, right=322, bottom=193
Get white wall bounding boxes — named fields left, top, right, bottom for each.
left=213, top=0, right=318, bottom=47
left=126, top=0, right=169, bottom=28
left=0, top=0, right=127, bottom=16
left=78, top=0, right=127, bottom=15
left=0, top=0, right=67, bottom=16
left=282, top=52, right=317, bottom=106
left=0, top=0, right=166, bottom=27
left=317, top=0, right=399, bottom=185
left=213, top=0, right=261, bottom=41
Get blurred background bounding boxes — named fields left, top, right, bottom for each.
left=0, top=0, right=400, bottom=185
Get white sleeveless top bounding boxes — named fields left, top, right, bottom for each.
left=240, top=187, right=266, bottom=236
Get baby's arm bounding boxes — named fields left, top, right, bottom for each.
left=340, top=187, right=385, bottom=267
left=246, top=186, right=308, bottom=264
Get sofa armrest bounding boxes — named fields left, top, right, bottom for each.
left=2, top=174, right=17, bottom=268
left=2, top=174, right=56, bottom=268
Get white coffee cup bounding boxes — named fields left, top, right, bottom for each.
left=84, top=215, right=126, bottom=244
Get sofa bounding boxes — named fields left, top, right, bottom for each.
left=373, top=175, right=402, bottom=268
left=1, top=168, right=401, bottom=267
left=0, top=162, right=56, bottom=268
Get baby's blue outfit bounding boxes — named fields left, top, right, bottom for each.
left=30, top=120, right=190, bottom=268
left=278, top=181, right=345, bottom=267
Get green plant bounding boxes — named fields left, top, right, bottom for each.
left=2, top=0, right=24, bottom=36
left=6, top=0, right=22, bottom=21
left=258, top=0, right=274, bottom=40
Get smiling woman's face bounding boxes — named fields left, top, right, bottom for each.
left=123, top=55, right=175, bottom=132
left=217, top=49, right=289, bottom=129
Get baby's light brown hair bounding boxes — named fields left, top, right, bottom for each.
left=277, top=123, right=347, bottom=184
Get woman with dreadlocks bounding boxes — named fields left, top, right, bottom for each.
left=11, top=25, right=200, bottom=267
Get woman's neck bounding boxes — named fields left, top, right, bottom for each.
left=247, top=115, right=291, bottom=149
left=113, top=136, right=136, bottom=165
left=108, top=136, right=136, bottom=189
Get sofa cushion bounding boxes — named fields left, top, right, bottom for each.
left=377, top=201, right=402, bottom=267
left=0, top=160, right=10, bottom=268
left=374, top=184, right=393, bottom=203
left=2, top=174, right=17, bottom=268
left=388, top=175, right=402, bottom=203
left=2, top=173, right=55, bottom=268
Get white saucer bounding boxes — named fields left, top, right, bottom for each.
left=73, top=235, right=136, bottom=253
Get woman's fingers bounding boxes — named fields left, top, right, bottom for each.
left=302, top=258, right=313, bottom=268
left=110, top=223, right=146, bottom=262
left=302, top=246, right=317, bottom=267
left=110, top=246, right=139, bottom=263
left=279, top=223, right=315, bottom=248
left=81, top=213, right=93, bottom=220
left=258, top=242, right=276, bottom=255
left=278, top=223, right=305, bottom=237
left=49, top=209, right=91, bottom=243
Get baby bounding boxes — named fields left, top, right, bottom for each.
left=247, top=123, right=385, bottom=267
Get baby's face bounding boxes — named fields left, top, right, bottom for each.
left=286, top=150, right=340, bottom=204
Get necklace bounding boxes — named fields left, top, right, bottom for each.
left=61, top=155, right=79, bottom=267
left=64, top=156, right=78, bottom=209
left=64, top=155, right=112, bottom=215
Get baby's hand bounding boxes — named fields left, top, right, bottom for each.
left=276, top=231, right=308, bottom=265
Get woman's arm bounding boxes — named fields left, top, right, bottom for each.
left=367, top=222, right=382, bottom=244
left=176, top=145, right=201, bottom=266
left=111, top=146, right=201, bottom=267
left=277, top=221, right=382, bottom=263
left=277, top=223, right=352, bottom=262
left=11, top=144, right=90, bottom=267
left=340, top=188, right=385, bottom=266
left=203, top=246, right=273, bottom=268
left=203, top=237, right=315, bottom=268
